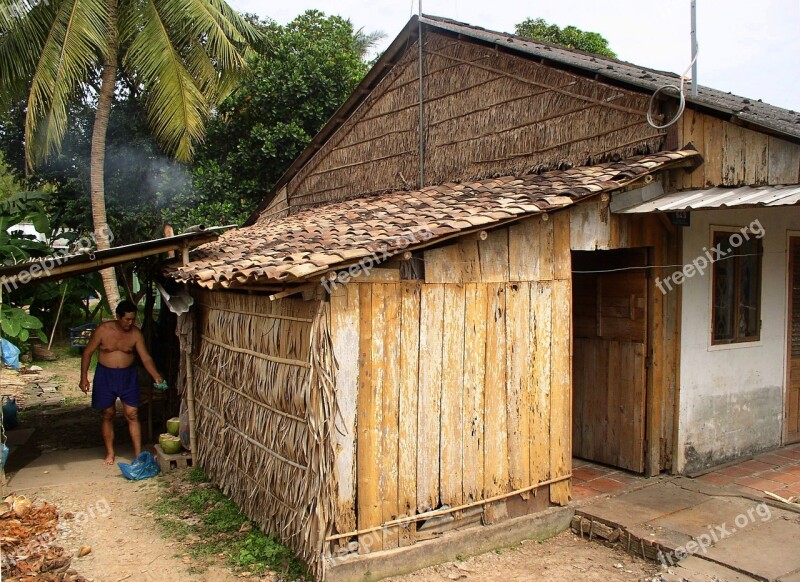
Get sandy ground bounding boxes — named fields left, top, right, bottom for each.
left=4, top=345, right=666, bottom=582
left=385, top=532, right=661, bottom=582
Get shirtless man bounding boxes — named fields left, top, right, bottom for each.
left=79, top=300, right=165, bottom=465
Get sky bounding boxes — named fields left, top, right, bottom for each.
left=227, top=0, right=800, bottom=112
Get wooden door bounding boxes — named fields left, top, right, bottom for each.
left=786, top=238, right=800, bottom=443
left=573, top=250, right=648, bottom=473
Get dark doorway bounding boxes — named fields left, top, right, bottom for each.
left=572, top=248, right=649, bottom=473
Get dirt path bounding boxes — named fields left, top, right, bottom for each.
left=16, top=470, right=240, bottom=582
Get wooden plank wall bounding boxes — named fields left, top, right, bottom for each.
left=329, top=214, right=572, bottom=548
left=676, top=110, right=800, bottom=189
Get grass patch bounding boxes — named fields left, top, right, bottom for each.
left=151, top=468, right=309, bottom=580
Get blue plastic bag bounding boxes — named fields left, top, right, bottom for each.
left=1, top=443, right=8, bottom=468
left=118, top=451, right=160, bottom=481
left=1, top=339, right=20, bottom=370
left=2, top=396, right=18, bottom=430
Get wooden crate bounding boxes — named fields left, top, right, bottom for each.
left=154, top=444, right=193, bottom=471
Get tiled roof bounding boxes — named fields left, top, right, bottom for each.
left=166, top=150, right=699, bottom=289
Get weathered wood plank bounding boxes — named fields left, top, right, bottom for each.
left=606, top=340, right=622, bottom=467
left=463, top=283, right=487, bottom=502
left=459, top=239, right=481, bottom=283
left=351, top=268, right=401, bottom=283
left=633, top=342, right=647, bottom=473
left=768, top=136, right=800, bottom=184
left=723, top=123, right=747, bottom=186
left=380, top=284, right=401, bottom=549
left=509, top=218, right=539, bottom=281
left=478, top=228, right=510, bottom=282
left=484, top=284, right=508, bottom=496
left=330, top=284, right=359, bottom=534
left=553, top=211, right=571, bottom=280
left=418, top=284, right=445, bottom=512
left=550, top=278, right=571, bottom=505
left=506, top=282, right=531, bottom=490
left=538, top=217, right=555, bottom=281
left=357, top=285, right=381, bottom=551
left=569, top=200, right=609, bottom=251
left=425, top=245, right=465, bottom=284
left=441, top=284, right=465, bottom=506
left=702, top=116, right=724, bottom=187
left=683, top=108, right=706, bottom=189
left=647, top=220, right=664, bottom=476
left=572, top=338, right=591, bottom=461
left=530, top=282, right=551, bottom=483
left=744, top=129, right=769, bottom=185
left=398, top=282, right=421, bottom=546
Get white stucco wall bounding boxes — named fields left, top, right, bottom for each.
left=677, top=207, right=800, bottom=474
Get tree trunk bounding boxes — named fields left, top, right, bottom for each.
left=90, top=0, right=120, bottom=311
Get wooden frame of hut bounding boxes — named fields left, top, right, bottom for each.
left=165, top=15, right=800, bottom=580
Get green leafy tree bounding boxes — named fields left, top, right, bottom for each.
left=0, top=0, right=260, bottom=309
left=515, top=18, right=616, bottom=58
left=0, top=156, right=50, bottom=344
left=179, top=10, right=382, bottom=227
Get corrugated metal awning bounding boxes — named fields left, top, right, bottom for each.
left=614, top=185, right=800, bottom=213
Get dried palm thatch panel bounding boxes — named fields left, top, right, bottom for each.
left=283, top=31, right=664, bottom=212
left=189, top=290, right=337, bottom=579
left=284, top=43, right=424, bottom=208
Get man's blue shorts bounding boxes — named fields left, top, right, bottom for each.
left=91, top=363, right=140, bottom=410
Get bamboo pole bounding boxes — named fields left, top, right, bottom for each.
left=185, top=350, right=198, bottom=460
left=198, top=303, right=313, bottom=322
left=201, top=335, right=311, bottom=368
left=47, top=281, right=69, bottom=351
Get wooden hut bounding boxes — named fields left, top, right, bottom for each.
left=165, top=14, right=800, bottom=580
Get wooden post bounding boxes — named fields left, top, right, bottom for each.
left=177, top=312, right=198, bottom=459
left=185, top=351, right=198, bottom=458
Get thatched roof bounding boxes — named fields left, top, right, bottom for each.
left=425, top=16, right=800, bottom=140
left=166, top=150, right=699, bottom=289
left=245, top=14, right=799, bottom=226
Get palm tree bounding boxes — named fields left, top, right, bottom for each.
left=0, top=0, right=259, bottom=307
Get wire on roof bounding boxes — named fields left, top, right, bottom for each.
left=646, top=49, right=699, bottom=130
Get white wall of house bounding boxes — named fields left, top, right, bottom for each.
left=677, top=206, right=800, bottom=474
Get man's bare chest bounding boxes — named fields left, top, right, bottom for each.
left=99, top=332, right=136, bottom=354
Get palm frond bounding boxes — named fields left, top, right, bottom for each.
left=150, top=0, right=257, bottom=101
left=0, top=1, right=59, bottom=105
left=122, top=0, right=208, bottom=161
left=23, top=0, right=107, bottom=168
left=204, top=0, right=263, bottom=48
